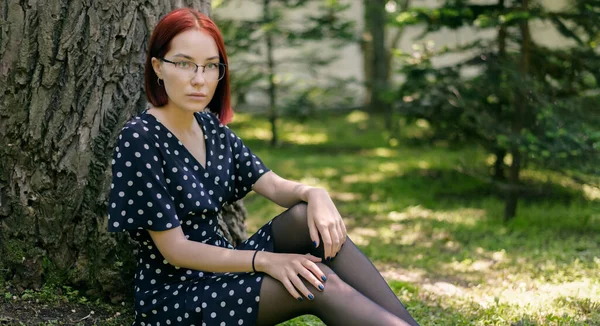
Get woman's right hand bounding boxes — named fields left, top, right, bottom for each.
left=255, top=251, right=327, bottom=300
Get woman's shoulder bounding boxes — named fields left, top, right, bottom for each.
left=115, top=112, right=159, bottom=148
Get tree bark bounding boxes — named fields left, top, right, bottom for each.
left=0, top=0, right=248, bottom=301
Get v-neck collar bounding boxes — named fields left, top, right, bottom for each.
left=142, top=109, right=211, bottom=172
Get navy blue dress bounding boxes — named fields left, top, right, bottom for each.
left=107, top=109, right=272, bottom=326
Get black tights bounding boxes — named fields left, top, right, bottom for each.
left=255, top=203, right=420, bottom=326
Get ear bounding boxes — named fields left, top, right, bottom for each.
left=151, top=57, right=163, bottom=79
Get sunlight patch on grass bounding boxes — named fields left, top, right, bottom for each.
left=582, top=184, right=600, bottom=200
left=361, top=147, right=398, bottom=158
left=242, top=126, right=272, bottom=141
left=378, top=161, right=402, bottom=173
left=345, top=110, right=369, bottom=123
left=342, top=172, right=387, bottom=184
left=284, top=132, right=328, bottom=145
left=385, top=206, right=486, bottom=226
left=329, top=191, right=362, bottom=202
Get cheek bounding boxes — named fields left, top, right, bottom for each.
left=206, top=81, right=219, bottom=97
left=163, top=73, right=186, bottom=97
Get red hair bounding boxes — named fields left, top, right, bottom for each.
left=144, top=8, right=233, bottom=124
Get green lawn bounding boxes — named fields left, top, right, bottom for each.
left=2, top=111, right=597, bottom=325
left=230, top=110, right=600, bottom=326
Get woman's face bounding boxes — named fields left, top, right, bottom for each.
left=152, top=29, right=221, bottom=112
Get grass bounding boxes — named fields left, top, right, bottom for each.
left=230, top=110, right=600, bottom=325
left=1, top=110, right=598, bottom=325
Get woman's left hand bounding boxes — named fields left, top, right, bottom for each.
left=306, top=188, right=347, bottom=260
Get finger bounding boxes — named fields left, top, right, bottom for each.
left=289, top=271, right=314, bottom=300
left=305, top=254, right=322, bottom=263
left=307, top=214, right=320, bottom=249
left=304, top=260, right=328, bottom=284
left=336, top=222, right=346, bottom=254
left=329, top=226, right=341, bottom=257
left=281, top=277, right=303, bottom=301
left=319, top=225, right=333, bottom=259
left=297, top=264, right=324, bottom=291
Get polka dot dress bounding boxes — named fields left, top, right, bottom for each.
left=107, top=109, right=272, bottom=326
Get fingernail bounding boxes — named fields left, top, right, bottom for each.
left=308, top=294, right=314, bottom=300
left=321, top=275, right=327, bottom=282
left=313, top=241, right=317, bottom=248
left=297, top=297, right=303, bottom=301
left=318, top=284, right=324, bottom=291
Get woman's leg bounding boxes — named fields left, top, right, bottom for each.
left=256, top=263, right=412, bottom=326
left=270, top=203, right=420, bottom=326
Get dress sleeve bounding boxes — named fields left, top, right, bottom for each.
left=107, top=126, right=181, bottom=232
left=225, top=126, right=270, bottom=203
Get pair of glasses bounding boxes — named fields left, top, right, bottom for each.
left=159, top=58, right=227, bottom=81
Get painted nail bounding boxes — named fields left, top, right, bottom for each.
left=318, top=284, right=324, bottom=291
left=308, top=294, right=314, bottom=300
left=321, top=275, right=327, bottom=282
left=313, top=241, right=317, bottom=248
left=297, top=297, right=303, bottom=301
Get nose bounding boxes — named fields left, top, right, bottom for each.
left=191, top=69, right=206, bottom=86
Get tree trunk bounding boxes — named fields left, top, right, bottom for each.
left=263, top=0, right=278, bottom=147
left=504, top=0, right=531, bottom=221
left=493, top=0, right=507, bottom=182
left=0, top=0, right=249, bottom=301
left=363, top=0, right=392, bottom=129
left=493, top=148, right=506, bottom=181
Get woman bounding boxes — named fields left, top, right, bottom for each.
left=108, top=7, right=419, bottom=326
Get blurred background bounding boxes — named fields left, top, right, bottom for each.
left=213, top=0, right=600, bottom=324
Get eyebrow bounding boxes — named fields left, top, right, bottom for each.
left=172, top=53, right=220, bottom=61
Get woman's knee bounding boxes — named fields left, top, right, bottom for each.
left=287, top=202, right=308, bottom=221
left=312, top=263, right=342, bottom=294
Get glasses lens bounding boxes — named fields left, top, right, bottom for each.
left=216, top=64, right=226, bottom=81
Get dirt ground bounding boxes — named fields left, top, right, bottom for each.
left=0, top=297, right=133, bottom=325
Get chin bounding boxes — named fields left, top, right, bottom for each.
left=177, top=102, right=208, bottom=113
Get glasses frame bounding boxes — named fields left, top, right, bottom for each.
left=159, top=57, right=227, bottom=81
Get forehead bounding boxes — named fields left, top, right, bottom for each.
left=166, top=29, right=219, bottom=59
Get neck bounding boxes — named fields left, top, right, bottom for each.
left=153, top=103, right=198, bottom=135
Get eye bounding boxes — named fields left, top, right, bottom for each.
left=175, top=61, right=192, bottom=68
left=206, top=63, right=219, bottom=70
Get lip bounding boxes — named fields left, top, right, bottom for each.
left=187, top=93, right=207, bottom=99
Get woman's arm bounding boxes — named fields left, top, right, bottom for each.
left=148, top=227, right=327, bottom=300
left=253, top=171, right=347, bottom=259
left=252, top=171, right=320, bottom=208
left=149, top=227, right=257, bottom=273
